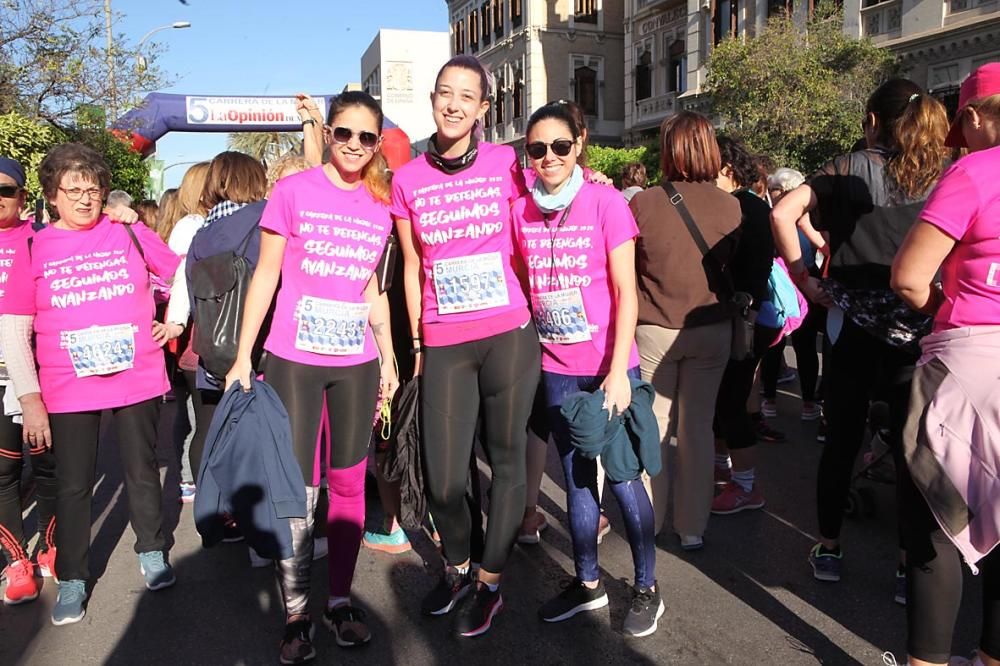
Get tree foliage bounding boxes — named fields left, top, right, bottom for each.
left=705, top=2, right=897, bottom=173
left=586, top=142, right=661, bottom=187
left=227, top=132, right=303, bottom=168
left=0, top=0, right=170, bottom=123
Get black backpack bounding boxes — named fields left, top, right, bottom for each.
left=190, top=223, right=258, bottom=380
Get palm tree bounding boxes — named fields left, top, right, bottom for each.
left=226, top=132, right=303, bottom=167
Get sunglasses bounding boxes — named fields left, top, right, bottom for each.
left=525, top=139, right=575, bottom=160
left=0, top=185, right=22, bottom=198
left=327, top=126, right=380, bottom=151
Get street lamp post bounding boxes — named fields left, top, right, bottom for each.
left=137, top=22, right=192, bottom=73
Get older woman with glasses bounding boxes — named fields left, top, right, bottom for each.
left=26, top=143, right=180, bottom=626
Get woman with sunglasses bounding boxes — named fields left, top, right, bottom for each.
left=26, top=143, right=180, bottom=626
left=512, top=102, right=661, bottom=636
left=227, top=90, right=398, bottom=665
left=392, top=54, right=540, bottom=638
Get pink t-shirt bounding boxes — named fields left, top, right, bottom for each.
left=0, top=221, right=36, bottom=316
left=920, top=144, right=1000, bottom=332
left=390, top=142, right=531, bottom=346
left=260, top=167, right=392, bottom=367
left=29, top=217, right=180, bottom=413
left=512, top=181, right=640, bottom=376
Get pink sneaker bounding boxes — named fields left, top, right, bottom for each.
left=711, top=482, right=765, bottom=515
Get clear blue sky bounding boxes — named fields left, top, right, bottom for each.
left=113, top=0, right=449, bottom=189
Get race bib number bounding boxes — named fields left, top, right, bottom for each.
left=295, top=296, right=371, bottom=356
left=433, top=252, right=510, bottom=315
left=61, top=324, right=136, bottom=378
left=533, top=288, right=592, bottom=344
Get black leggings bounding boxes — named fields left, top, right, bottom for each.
left=715, top=324, right=781, bottom=450
left=422, top=323, right=540, bottom=573
left=790, top=304, right=827, bottom=403
left=817, top=318, right=916, bottom=542
left=903, top=468, right=1000, bottom=662
left=182, top=371, right=220, bottom=484
left=264, top=355, right=380, bottom=484
left=51, top=398, right=164, bottom=581
left=0, top=386, right=57, bottom=562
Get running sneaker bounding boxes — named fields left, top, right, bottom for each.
left=539, top=578, right=609, bottom=622
left=801, top=402, right=823, bottom=421
left=816, top=417, right=828, bottom=443
left=597, top=513, right=612, bottom=544
left=808, top=543, right=842, bottom=582
left=138, top=551, right=176, bottom=591
left=714, top=465, right=732, bottom=486
left=279, top=618, right=316, bottom=665
left=711, top=482, right=765, bottom=515
left=894, top=569, right=907, bottom=606
left=761, top=399, right=778, bottom=418
left=454, top=582, right=503, bottom=638
left=777, top=367, right=797, bottom=384
left=754, top=419, right=786, bottom=443
left=623, top=584, right=664, bottom=637
left=421, top=566, right=472, bottom=616
left=51, top=579, right=87, bottom=626
left=517, top=512, right=549, bottom=545
left=679, top=535, right=704, bottom=551
left=36, top=547, right=57, bottom=580
left=363, top=528, right=412, bottom=554
left=178, top=482, right=196, bottom=504
left=2, top=559, right=39, bottom=605
left=322, top=604, right=371, bottom=647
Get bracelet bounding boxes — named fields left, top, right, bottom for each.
left=301, top=118, right=316, bottom=127
left=409, top=346, right=423, bottom=356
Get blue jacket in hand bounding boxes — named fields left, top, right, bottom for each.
left=560, top=377, right=662, bottom=483
left=194, top=378, right=306, bottom=560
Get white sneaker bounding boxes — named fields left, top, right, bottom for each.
left=679, top=535, right=703, bottom=551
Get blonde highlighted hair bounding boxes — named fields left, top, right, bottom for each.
left=326, top=91, right=392, bottom=203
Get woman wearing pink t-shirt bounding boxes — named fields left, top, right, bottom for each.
left=392, top=55, right=541, bottom=637
left=226, top=91, right=399, bottom=664
left=511, top=102, right=661, bottom=637
left=28, top=144, right=180, bottom=626
left=892, top=63, right=1000, bottom=666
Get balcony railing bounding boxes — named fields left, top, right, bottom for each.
left=861, top=0, right=902, bottom=40
left=635, top=92, right=678, bottom=124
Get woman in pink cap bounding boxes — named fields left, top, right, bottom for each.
left=892, top=62, right=1000, bottom=666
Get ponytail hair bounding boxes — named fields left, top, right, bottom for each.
left=327, top=90, right=391, bottom=204
left=866, top=79, right=949, bottom=199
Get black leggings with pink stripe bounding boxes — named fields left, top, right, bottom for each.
left=0, top=385, right=56, bottom=563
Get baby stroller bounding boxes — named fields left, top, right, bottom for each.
left=844, top=401, right=894, bottom=519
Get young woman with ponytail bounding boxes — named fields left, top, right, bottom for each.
left=771, top=79, right=949, bottom=596
left=226, top=90, right=399, bottom=665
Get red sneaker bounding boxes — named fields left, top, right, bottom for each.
left=36, top=547, right=57, bottom=581
left=711, top=482, right=765, bottom=515
left=3, top=559, right=39, bottom=605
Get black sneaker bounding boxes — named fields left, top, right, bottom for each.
left=894, top=569, right=906, bottom=606
left=539, top=578, right=609, bottom=623
left=322, top=604, right=371, bottom=647
left=623, top=584, right=664, bottom=637
left=421, top=566, right=471, bottom=616
left=754, top=418, right=787, bottom=443
left=454, top=582, right=503, bottom=638
left=817, top=417, right=828, bottom=443
left=279, top=619, right=316, bottom=665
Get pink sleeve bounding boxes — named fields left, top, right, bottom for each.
left=131, top=222, right=180, bottom=280
left=920, top=164, right=979, bottom=242
left=509, top=153, right=528, bottom=200
left=390, top=172, right=412, bottom=220
left=259, top=180, right=293, bottom=237
left=601, top=190, right=640, bottom=254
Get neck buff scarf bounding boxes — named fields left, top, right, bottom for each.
left=531, top=165, right=585, bottom=214
left=425, top=133, right=479, bottom=175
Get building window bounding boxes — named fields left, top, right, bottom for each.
left=713, top=0, right=738, bottom=45
left=575, top=0, right=598, bottom=23
left=511, top=0, right=523, bottom=28
left=667, top=39, right=686, bottom=93
left=768, top=0, right=791, bottom=16
left=454, top=20, right=466, bottom=54
left=364, top=66, right=381, bottom=98
left=495, top=71, right=506, bottom=125
left=512, top=75, right=524, bottom=119
left=575, top=65, right=598, bottom=115
left=470, top=13, right=479, bottom=52
left=481, top=3, right=492, bottom=45
left=494, top=0, right=505, bottom=36
left=635, top=44, right=652, bottom=101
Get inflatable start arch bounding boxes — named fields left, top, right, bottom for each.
left=113, top=93, right=412, bottom=170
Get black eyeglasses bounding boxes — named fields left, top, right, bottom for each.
left=525, top=139, right=575, bottom=160
left=327, top=126, right=380, bottom=151
left=0, top=185, right=22, bottom=199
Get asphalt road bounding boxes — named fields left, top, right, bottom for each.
left=0, top=354, right=984, bottom=665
